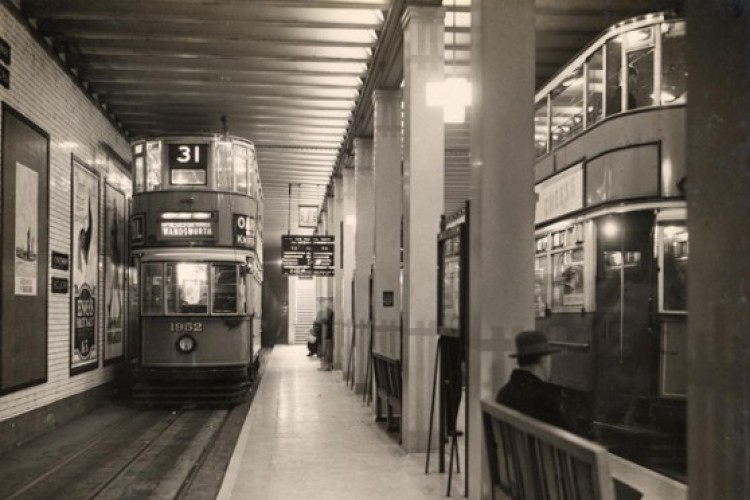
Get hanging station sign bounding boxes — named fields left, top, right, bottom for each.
left=281, top=235, right=335, bottom=276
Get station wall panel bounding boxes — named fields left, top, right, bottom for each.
left=0, top=5, right=132, bottom=423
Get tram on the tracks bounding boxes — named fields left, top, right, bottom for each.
left=532, top=12, right=687, bottom=477
left=129, top=135, right=263, bottom=405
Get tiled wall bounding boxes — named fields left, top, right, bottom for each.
left=0, top=6, right=132, bottom=422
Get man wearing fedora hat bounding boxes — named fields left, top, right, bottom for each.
left=495, top=330, right=566, bottom=428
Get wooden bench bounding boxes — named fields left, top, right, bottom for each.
left=372, top=353, right=402, bottom=435
left=482, top=399, right=620, bottom=500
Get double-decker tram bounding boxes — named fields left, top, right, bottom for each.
left=532, top=13, right=687, bottom=478
left=129, top=134, right=263, bottom=405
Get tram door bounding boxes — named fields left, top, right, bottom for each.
left=594, top=211, right=657, bottom=424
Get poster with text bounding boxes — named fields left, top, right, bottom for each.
left=14, top=163, right=39, bottom=296
left=71, top=159, right=99, bottom=374
left=104, top=183, right=125, bottom=364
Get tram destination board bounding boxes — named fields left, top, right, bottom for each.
left=281, top=235, right=335, bottom=277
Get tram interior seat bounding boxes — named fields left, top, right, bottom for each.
left=481, top=399, right=643, bottom=500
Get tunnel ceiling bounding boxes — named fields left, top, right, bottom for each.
left=17, top=0, right=681, bottom=258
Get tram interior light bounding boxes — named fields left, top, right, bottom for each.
left=602, top=220, right=620, bottom=239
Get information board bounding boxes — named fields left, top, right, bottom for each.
left=437, top=206, right=468, bottom=338
left=281, top=235, right=335, bottom=276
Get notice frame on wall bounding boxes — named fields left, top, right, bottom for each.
left=70, top=157, right=100, bottom=375
left=104, top=182, right=126, bottom=365
left=0, top=103, right=50, bottom=395
left=437, top=204, right=469, bottom=339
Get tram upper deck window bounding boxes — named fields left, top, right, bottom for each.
left=534, top=100, right=549, bottom=157
left=146, top=142, right=163, bottom=191
left=142, top=263, right=164, bottom=315
left=214, top=141, right=232, bottom=191
left=550, top=66, right=584, bottom=149
left=605, top=37, right=623, bottom=115
left=661, top=21, right=687, bottom=105
left=625, top=28, right=655, bottom=110
left=166, top=262, right=209, bottom=315
left=232, top=145, right=249, bottom=194
left=586, top=49, right=604, bottom=126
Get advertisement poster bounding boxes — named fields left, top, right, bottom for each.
left=14, top=163, right=38, bottom=296
left=71, top=160, right=99, bottom=374
left=104, top=183, right=125, bottom=364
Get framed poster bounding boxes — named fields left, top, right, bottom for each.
left=71, top=158, right=100, bottom=375
left=104, top=182, right=126, bottom=365
left=1, top=104, right=49, bottom=394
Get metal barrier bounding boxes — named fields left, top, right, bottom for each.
left=372, top=353, right=402, bottom=438
left=481, top=399, right=617, bottom=500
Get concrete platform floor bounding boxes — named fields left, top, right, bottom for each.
left=218, top=344, right=462, bottom=499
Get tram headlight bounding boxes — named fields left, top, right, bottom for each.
left=176, top=335, right=197, bottom=353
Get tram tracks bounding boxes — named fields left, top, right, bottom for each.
left=0, top=357, right=266, bottom=500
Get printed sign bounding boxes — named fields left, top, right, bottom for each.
left=383, top=291, right=394, bottom=307
left=281, top=235, right=335, bottom=276
left=535, top=163, right=584, bottom=224
left=52, top=277, right=69, bottom=294
left=14, top=163, right=38, bottom=296
left=52, top=251, right=70, bottom=270
left=104, top=183, right=126, bottom=364
left=71, top=159, right=99, bottom=374
left=160, top=221, right=213, bottom=238
left=298, top=205, right=319, bottom=228
left=233, top=213, right=256, bottom=248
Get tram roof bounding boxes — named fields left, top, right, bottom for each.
left=15, top=0, right=683, bottom=260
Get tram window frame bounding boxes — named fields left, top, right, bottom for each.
left=142, top=262, right=164, bottom=315
left=658, top=223, right=688, bottom=314
left=212, top=263, right=240, bottom=314
left=146, top=141, right=163, bottom=191
left=165, top=262, right=210, bottom=316
left=232, top=144, right=249, bottom=194
left=534, top=236, right=550, bottom=318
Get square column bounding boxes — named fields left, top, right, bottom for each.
left=372, top=89, right=403, bottom=359
left=686, top=5, right=750, bottom=499
left=401, top=5, right=445, bottom=453
left=353, top=138, right=374, bottom=393
left=467, top=0, right=536, bottom=497
left=340, top=167, right=357, bottom=379
left=332, top=175, right=345, bottom=369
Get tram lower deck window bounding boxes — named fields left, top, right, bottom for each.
left=166, top=263, right=209, bottom=315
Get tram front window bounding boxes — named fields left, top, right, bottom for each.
left=166, top=263, right=209, bottom=314
left=213, top=264, right=238, bottom=313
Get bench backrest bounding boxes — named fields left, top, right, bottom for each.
left=372, top=353, right=402, bottom=399
left=481, top=399, right=615, bottom=500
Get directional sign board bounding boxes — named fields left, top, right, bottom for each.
left=281, top=235, right=335, bottom=276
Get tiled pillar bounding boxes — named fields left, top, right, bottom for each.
left=372, top=89, right=403, bottom=360
left=401, top=5, right=445, bottom=453
left=467, top=0, right=535, bottom=497
left=340, top=166, right=357, bottom=379
left=332, top=175, right=344, bottom=369
left=353, top=138, right=374, bottom=393
left=686, top=5, right=750, bottom=499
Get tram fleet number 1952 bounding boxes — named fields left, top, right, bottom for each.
left=169, top=322, right=204, bottom=333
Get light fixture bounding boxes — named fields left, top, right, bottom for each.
left=426, top=0, right=471, bottom=124
left=602, top=220, right=620, bottom=239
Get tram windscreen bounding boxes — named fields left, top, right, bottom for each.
left=166, top=263, right=209, bottom=314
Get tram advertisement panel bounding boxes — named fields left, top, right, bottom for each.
left=233, top=213, right=255, bottom=248
left=71, top=159, right=99, bottom=374
left=104, top=183, right=126, bottom=365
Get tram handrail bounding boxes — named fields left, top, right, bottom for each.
left=481, top=399, right=617, bottom=500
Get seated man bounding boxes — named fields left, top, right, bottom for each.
left=496, top=330, right=566, bottom=428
